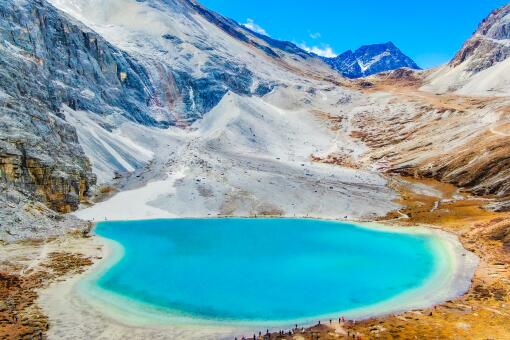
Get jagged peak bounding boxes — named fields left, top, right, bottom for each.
left=324, top=41, right=419, bottom=78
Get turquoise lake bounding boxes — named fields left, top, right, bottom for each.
left=93, top=218, right=442, bottom=323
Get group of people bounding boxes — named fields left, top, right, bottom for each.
left=235, top=315, right=361, bottom=340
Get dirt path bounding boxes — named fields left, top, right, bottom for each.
left=18, top=240, right=49, bottom=276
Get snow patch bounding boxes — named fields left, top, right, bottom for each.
left=75, top=169, right=187, bottom=221
left=358, top=51, right=391, bottom=72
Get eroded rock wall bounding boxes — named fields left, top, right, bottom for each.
left=0, top=0, right=161, bottom=220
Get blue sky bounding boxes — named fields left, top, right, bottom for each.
left=200, top=0, right=508, bottom=68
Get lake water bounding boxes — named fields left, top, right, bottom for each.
left=92, top=218, right=445, bottom=324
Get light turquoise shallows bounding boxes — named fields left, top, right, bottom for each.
left=93, top=218, right=440, bottom=323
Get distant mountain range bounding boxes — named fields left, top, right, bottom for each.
left=322, top=42, right=420, bottom=78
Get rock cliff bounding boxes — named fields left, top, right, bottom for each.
left=0, top=0, right=165, bottom=221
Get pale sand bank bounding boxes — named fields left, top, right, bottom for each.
left=37, top=221, right=478, bottom=340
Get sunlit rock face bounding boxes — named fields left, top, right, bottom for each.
left=0, top=0, right=169, bottom=127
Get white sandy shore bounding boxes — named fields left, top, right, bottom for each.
left=37, top=219, right=478, bottom=340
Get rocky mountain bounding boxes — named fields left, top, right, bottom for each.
left=1, top=0, right=509, bottom=242
left=323, top=42, right=420, bottom=78
left=0, top=0, right=355, bottom=239
left=424, top=3, right=510, bottom=95
left=356, top=4, right=510, bottom=211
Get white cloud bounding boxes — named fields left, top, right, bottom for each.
left=242, top=18, right=269, bottom=36
left=309, top=32, right=321, bottom=39
left=299, top=43, right=337, bottom=58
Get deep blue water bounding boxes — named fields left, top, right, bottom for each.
left=94, top=218, right=439, bottom=322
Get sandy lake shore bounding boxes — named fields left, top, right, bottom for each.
left=30, top=220, right=477, bottom=340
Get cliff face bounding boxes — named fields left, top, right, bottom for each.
left=0, top=143, right=90, bottom=214
left=0, top=0, right=165, bottom=127
left=0, top=93, right=94, bottom=213
left=0, top=0, right=168, bottom=215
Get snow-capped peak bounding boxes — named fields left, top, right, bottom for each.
left=322, top=42, right=420, bottom=78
